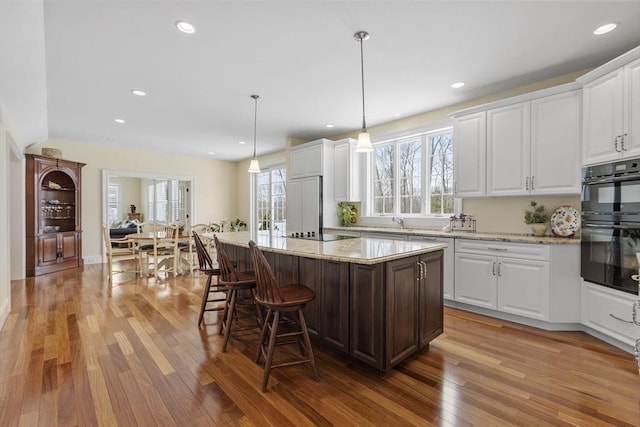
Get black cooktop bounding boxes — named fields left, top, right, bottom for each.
left=288, top=233, right=357, bottom=242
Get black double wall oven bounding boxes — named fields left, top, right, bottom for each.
left=581, top=157, right=640, bottom=295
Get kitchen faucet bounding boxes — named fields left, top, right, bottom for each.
left=392, top=217, right=404, bottom=229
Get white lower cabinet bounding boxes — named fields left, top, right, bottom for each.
left=454, top=239, right=579, bottom=323
left=454, top=252, right=549, bottom=319
left=581, top=281, right=640, bottom=347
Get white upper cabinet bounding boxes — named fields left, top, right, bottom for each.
left=453, top=111, right=486, bottom=198
left=487, top=102, right=531, bottom=196
left=453, top=86, right=581, bottom=198
left=530, top=91, right=581, bottom=194
left=580, top=55, right=640, bottom=165
left=334, top=138, right=360, bottom=202
left=289, top=138, right=333, bottom=178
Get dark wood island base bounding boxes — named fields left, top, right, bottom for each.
left=215, top=233, right=444, bottom=372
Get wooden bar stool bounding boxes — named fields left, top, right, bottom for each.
left=214, top=235, right=262, bottom=352
left=193, top=231, right=226, bottom=327
left=248, top=240, right=319, bottom=392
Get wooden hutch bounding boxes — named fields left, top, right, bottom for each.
left=26, top=154, right=85, bottom=276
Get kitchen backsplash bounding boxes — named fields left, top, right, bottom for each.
left=462, top=195, right=581, bottom=235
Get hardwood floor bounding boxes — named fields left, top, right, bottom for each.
left=1, top=264, right=638, bottom=426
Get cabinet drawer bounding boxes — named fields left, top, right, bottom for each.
left=455, top=239, right=549, bottom=261
left=582, top=282, right=640, bottom=346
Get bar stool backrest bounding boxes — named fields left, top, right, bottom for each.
left=249, top=240, right=283, bottom=304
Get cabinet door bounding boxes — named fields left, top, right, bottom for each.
left=350, top=263, right=385, bottom=369
left=290, top=144, right=323, bottom=178
left=386, top=257, right=419, bottom=367
left=286, top=180, right=302, bottom=233
left=38, top=234, right=59, bottom=265
left=60, top=232, right=79, bottom=261
left=497, top=258, right=549, bottom=320
left=454, top=252, right=496, bottom=309
left=334, top=140, right=360, bottom=202
left=530, top=91, right=581, bottom=195
left=419, top=251, right=443, bottom=349
left=624, top=58, right=640, bottom=158
left=301, top=177, right=320, bottom=234
left=487, top=102, right=530, bottom=196
left=581, top=282, right=640, bottom=347
left=408, top=236, right=454, bottom=300
left=582, top=68, right=624, bottom=165
left=321, top=260, right=349, bottom=352
left=453, top=112, right=486, bottom=197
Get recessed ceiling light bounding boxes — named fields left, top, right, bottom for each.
left=131, top=89, right=146, bottom=96
left=114, top=118, right=125, bottom=124
left=101, top=137, right=110, bottom=141
left=593, top=22, right=618, bottom=35
left=451, top=82, right=465, bottom=89
left=325, top=124, right=335, bottom=128
left=238, top=141, right=246, bottom=144
left=393, top=113, right=402, bottom=118
left=175, top=20, right=196, bottom=34
left=208, top=151, right=215, bottom=155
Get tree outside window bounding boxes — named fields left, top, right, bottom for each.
left=372, top=128, right=453, bottom=216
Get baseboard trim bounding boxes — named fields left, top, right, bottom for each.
left=0, top=298, right=10, bottom=329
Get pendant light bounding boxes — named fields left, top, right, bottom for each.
left=248, top=94, right=261, bottom=173
left=354, top=31, right=373, bottom=153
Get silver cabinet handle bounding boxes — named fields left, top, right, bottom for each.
left=492, top=262, right=496, bottom=276
left=614, top=135, right=621, bottom=152
left=525, top=176, right=529, bottom=191
left=487, top=247, right=508, bottom=252
left=609, top=313, right=634, bottom=324
left=621, top=133, right=628, bottom=151
left=497, top=262, right=502, bottom=277
left=531, top=176, right=535, bottom=190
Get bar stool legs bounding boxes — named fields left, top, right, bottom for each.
left=255, top=306, right=318, bottom=392
left=197, top=273, right=225, bottom=327
left=219, top=285, right=261, bottom=352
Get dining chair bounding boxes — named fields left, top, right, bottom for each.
left=193, top=231, right=227, bottom=327
left=214, top=235, right=262, bottom=352
left=101, top=223, right=141, bottom=283
left=248, top=240, right=318, bottom=392
left=144, top=222, right=180, bottom=279
left=180, top=223, right=211, bottom=274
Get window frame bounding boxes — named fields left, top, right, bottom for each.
left=368, top=125, right=455, bottom=218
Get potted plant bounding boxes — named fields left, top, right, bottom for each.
left=337, top=202, right=355, bottom=227
left=524, top=201, right=550, bottom=236
left=229, top=218, right=246, bottom=232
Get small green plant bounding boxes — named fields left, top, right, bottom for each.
left=209, top=222, right=221, bottom=232
left=230, top=218, right=246, bottom=232
left=524, top=201, right=550, bottom=224
left=337, top=202, right=356, bottom=226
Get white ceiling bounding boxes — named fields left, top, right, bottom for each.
left=8, top=1, right=640, bottom=161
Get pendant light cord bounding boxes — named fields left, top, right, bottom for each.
left=359, top=37, right=367, bottom=131
left=252, top=95, right=259, bottom=159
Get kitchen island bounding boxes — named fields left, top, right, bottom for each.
left=209, top=231, right=446, bottom=372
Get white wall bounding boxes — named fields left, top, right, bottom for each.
left=27, top=139, right=239, bottom=264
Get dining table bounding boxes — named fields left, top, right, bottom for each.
left=125, top=231, right=192, bottom=276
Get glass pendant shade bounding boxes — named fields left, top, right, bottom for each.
left=356, top=130, right=373, bottom=152
left=248, top=158, right=261, bottom=173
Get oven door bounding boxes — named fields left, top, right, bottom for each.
left=582, top=175, right=640, bottom=215
left=581, top=221, right=640, bottom=294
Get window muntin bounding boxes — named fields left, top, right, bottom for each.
left=107, top=184, right=119, bottom=224
left=371, top=128, right=453, bottom=216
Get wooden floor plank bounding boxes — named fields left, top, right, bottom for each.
left=1, top=264, right=638, bottom=426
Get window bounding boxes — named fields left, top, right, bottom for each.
left=256, top=167, right=286, bottom=234
left=107, top=184, right=120, bottom=224
left=146, top=179, right=187, bottom=223
left=371, top=128, right=453, bottom=216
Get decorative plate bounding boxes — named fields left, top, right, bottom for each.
left=550, top=206, right=580, bottom=237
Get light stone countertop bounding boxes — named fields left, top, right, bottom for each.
left=324, top=226, right=580, bottom=245
left=204, top=231, right=447, bottom=265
